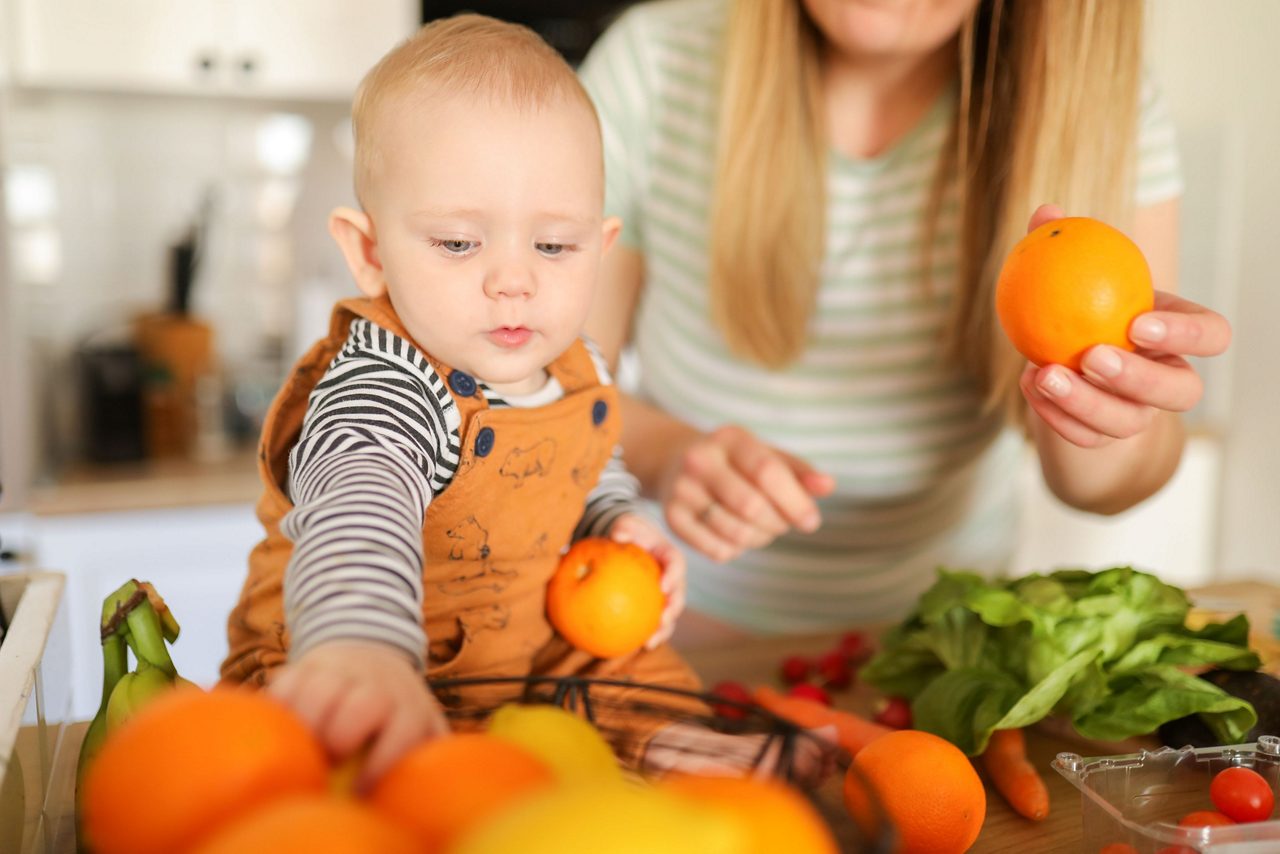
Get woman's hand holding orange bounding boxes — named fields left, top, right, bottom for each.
left=1018, top=204, right=1231, bottom=448
left=660, top=425, right=835, bottom=563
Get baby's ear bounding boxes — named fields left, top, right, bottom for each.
left=601, top=215, right=623, bottom=255
left=328, top=207, right=386, bottom=298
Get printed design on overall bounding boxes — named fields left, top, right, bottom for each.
left=498, top=438, right=557, bottom=486
left=439, top=516, right=518, bottom=596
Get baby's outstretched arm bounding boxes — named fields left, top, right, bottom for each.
left=270, top=639, right=449, bottom=790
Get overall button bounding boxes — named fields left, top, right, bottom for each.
left=474, top=426, right=495, bottom=457
left=450, top=371, right=477, bottom=397
left=592, top=399, right=609, bottom=425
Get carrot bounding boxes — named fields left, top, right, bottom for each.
left=981, top=727, right=1050, bottom=821
left=752, top=685, right=893, bottom=756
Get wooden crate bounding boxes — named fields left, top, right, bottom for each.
left=0, top=572, right=68, bottom=853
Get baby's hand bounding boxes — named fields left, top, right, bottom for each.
left=608, top=512, right=686, bottom=650
left=642, top=722, right=839, bottom=789
left=269, top=639, right=450, bottom=790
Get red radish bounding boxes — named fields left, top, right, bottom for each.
left=779, top=655, right=811, bottom=685
left=872, top=696, right=913, bottom=730
left=816, top=651, right=853, bottom=690
left=786, top=683, right=833, bottom=706
left=837, top=631, right=872, bottom=663
left=709, top=681, right=754, bottom=720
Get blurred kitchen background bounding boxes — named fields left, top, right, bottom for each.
left=0, top=1, right=1277, bottom=721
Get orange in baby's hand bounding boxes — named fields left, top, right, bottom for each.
left=995, top=216, right=1154, bottom=372
left=368, top=732, right=556, bottom=852
left=843, top=729, right=986, bottom=854
left=80, top=687, right=331, bottom=854
left=547, top=537, right=665, bottom=658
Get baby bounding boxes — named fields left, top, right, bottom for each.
left=220, top=14, right=826, bottom=788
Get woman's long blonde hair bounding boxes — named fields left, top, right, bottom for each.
left=708, top=0, right=1144, bottom=408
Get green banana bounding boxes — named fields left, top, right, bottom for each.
left=123, top=597, right=178, bottom=676
left=105, top=662, right=175, bottom=730
left=75, top=630, right=127, bottom=793
left=139, top=580, right=181, bottom=643
left=75, top=578, right=192, bottom=802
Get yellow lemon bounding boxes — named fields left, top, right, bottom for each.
left=487, top=703, right=622, bottom=784
left=449, top=782, right=746, bottom=854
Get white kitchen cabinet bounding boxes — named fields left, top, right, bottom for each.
left=10, top=0, right=418, bottom=100
left=32, top=503, right=262, bottom=720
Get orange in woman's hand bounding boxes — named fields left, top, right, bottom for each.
left=843, top=729, right=986, bottom=854
left=546, top=537, right=664, bottom=658
left=368, top=732, right=556, bottom=852
left=995, top=216, right=1154, bottom=372
left=81, top=687, right=331, bottom=854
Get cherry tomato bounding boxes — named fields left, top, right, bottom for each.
left=1152, top=847, right=1196, bottom=854
left=1210, top=766, right=1275, bottom=823
left=1178, top=809, right=1236, bottom=827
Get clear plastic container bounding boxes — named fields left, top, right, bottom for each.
left=1053, top=734, right=1280, bottom=853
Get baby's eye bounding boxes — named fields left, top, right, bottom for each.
left=429, top=238, right=477, bottom=255
left=536, top=242, right=574, bottom=257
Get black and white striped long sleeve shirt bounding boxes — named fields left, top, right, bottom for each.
left=280, top=318, right=641, bottom=668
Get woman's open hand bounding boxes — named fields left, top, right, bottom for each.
left=660, top=425, right=835, bottom=562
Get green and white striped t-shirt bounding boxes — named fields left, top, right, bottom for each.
left=580, top=0, right=1183, bottom=632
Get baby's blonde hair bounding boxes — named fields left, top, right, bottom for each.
left=351, top=14, right=598, bottom=206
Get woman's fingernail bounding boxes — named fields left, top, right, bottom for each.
left=801, top=512, right=820, bottom=532
left=1083, top=346, right=1123, bottom=379
left=1039, top=368, right=1071, bottom=398
left=1131, top=316, right=1166, bottom=345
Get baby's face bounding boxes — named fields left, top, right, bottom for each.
left=365, top=91, right=612, bottom=396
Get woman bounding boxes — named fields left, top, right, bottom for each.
left=579, top=0, right=1229, bottom=637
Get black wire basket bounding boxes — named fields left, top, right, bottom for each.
left=428, top=674, right=896, bottom=853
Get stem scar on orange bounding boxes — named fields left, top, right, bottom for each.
left=995, top=216, right=1154, bottom=372
left=546, top=537, right=665, bottom=658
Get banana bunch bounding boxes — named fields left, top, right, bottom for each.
left=76, top=579, right=195, bottom=791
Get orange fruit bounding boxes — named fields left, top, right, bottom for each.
left=80, top=687, right=330, bottom=854
left=843, top=729, right=985, bottom=854
left=190, top=795, right=420, bottom=854
left=995, top=216, right=1154, bottom=372
left=368, top=732, right=556, bottom=852
left=661, top=774, right=839, bottom=854
left=546, top=537, right=665, bottom=658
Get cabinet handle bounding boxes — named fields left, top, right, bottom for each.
left=195, top=53, right=218, bottom=74
left=239, top=56, right=258, bottom=76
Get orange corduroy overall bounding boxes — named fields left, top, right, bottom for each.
left=221, top=297, right=702, bottom=764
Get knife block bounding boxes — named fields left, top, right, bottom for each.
left=134, top=312, right=215, bottom=459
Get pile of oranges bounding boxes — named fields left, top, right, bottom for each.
left=78, top=686, right=843, bottom=854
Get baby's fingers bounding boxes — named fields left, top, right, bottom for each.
left=1131, top=293, right=1232, bottom=357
